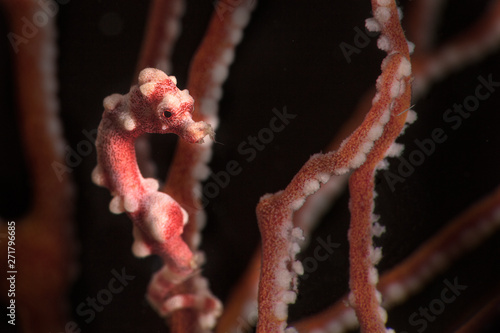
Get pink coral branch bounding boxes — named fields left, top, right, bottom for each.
left=404, top=0, right=446, bottom=53
left=158, top=1, right=257, bottom=331
left=292, top=183, right=500, bottom=332
left=379, top=185, right=500, bottom=306
left=216, top=166, right=351, bottom=333
left=412, top=0, right=500, bottom=97
left=347, top=1, right=412, bottom=331
left=216, top=73, right=381, bottom=333
left=215, top=89, right=374, bottom=333
left=134, top=0, right=185, bottom=78
left=455, top=286, right=500, bottom=333
left=288, top=2, right=500, bottom=330
left=347, top=86, right=410, bottom=332
left=0, top=0, right=76, bottom=331
left=255, top=1, right=412, bottom=331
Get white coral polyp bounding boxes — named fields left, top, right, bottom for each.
left=374, top=7, right=391, bottom=25
left=397, top=57, right=412, bottom=78
left=274, top=302, right=288, bottom=321
left=292, top=261, right=304, bottom=275
left=304, top=179, right=320, bottom=196
left=365, top=18, right=381, bottom=32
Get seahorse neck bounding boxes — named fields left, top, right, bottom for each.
left=97, top=117, right=145, bottom=198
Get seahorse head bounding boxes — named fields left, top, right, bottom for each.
left=107, top=68, right=213, bottom=143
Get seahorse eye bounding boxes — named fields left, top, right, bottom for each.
left=158, top=102, right=173, bottom=120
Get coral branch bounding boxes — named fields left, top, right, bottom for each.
left=455, top=286, right=500, bottom=333
left=292, top=184, right=500, bottom=332
left=347, top=1, right=412, bottom=331
left=412, top=0, right=500, bottom=97
left=379, top=185, right=500, bottom=306
left=404, top=0, right=446, bottom=53
left=158, top=1, right=257, bottom=331
left=347, top=89, right=410, bottom=332
left=215, top=88, right=373, bottom=333
left=255, top=1, right=412, bottom=331
left=134, top=0, right=185, bottom=78
left=0, top=0, right=76, bottom=331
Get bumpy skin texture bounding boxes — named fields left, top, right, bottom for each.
left=92, top=68, right=213, bottom=275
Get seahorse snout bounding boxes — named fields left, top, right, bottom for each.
left=181, top=120, right=214, bottom=144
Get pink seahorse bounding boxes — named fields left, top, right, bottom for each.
left=92, top=68, right=213, bottom=277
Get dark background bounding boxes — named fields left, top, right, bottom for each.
left=1, top=0, right=500, bottom=332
